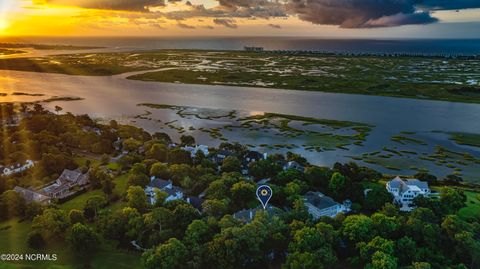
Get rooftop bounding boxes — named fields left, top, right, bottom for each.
left=149, top=178, right=172, bottom=189
left=304, top=191, right=338, bottom=210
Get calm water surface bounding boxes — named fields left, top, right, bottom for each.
left=1, top=69, right=480, bottom=179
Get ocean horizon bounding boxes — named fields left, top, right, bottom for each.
left=1, top=36, right=480, bottom=55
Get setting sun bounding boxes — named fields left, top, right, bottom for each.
left=0, top=19, right=9, bottom=32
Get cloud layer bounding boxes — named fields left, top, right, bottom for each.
left=45, top=0, right=167, bottom=11
left=287, top=0, right=440, bottom=28
left=39, top=0, right=480, bottom=28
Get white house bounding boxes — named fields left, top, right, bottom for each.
left=145, top=177, right=183, bottom=204
left=1, top=160, right=34, bottom=176
left=386, top=176, right=431, bottom=211
left=181, top=145, right=209, bottom=158
left=145, top=177, right=203, bottom=209
left=304, top=192, right=351, bottom=219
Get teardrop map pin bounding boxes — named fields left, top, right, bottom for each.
left=256, top=185, right=273, bottom=209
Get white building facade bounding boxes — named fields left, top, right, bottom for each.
left=386, top=176, right=431, bottom=211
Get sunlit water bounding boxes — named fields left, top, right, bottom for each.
left=1, top=69, right=480, bottom=181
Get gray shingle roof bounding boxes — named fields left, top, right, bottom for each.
left=389, top=177, right=404, bottom=189
left=406, top=179, right=429, bottom=189
left=149, top=178, right=171, bottom=189
left=14, top=186, right=50, bottom=204
left=304, top=191, right=338, bottom=210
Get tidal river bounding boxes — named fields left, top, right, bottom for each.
left=1, top=69, right=480, bottom=181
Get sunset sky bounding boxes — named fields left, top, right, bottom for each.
left=1, top=0, right=480, bottom=38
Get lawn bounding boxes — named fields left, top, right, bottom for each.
left=0, top=219, right=141, bottom=269
left=59, top=174, right=129, bottom=212
left=458, top=190, right=480, bottom=220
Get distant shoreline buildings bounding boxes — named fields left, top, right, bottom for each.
left=243, top=46, right=479, bottom=59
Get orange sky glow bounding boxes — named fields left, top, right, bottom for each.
left=1, top=0, right=480, bottom=38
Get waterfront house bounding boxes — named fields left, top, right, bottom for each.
left=211, top=149, right=234, bottom=164
left=304, top=191, right=351, bottom=219
left=181, top=144, right=209, bottom=158
left=386, top=176, right=431, bottom=211
left=242, top=150, right=266, bottom=166
left=284, top=161, right=305, bottom=172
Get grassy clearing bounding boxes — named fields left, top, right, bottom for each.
left=59, top=174, right=128, bottom=212
left=0, top=218, right=141, bottom=269
left=458, top=190, right=480, bottom=220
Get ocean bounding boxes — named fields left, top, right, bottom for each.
left=1, top=36, right=480, bottom=55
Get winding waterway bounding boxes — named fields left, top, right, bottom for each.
left=1, top=69, right=480, bottom=181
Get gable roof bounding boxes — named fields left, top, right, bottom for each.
left=58, top=169, right=86, bottom=184
left=388, top=176, right=404, bottom=189
left=388, top=177, right=429, bottom=194
left=406, top=179, right=429, bottom=189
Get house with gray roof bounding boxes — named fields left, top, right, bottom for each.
left=284, top=161, right=305, bottom=172
left=233, top=205, right=281, bottom=223
left=304, top=191, right=351, bottom=219
left=145, top=177, right=203, bottom=209
left=40, top=169, right=89, bottom=199
left=14, top=186, right=51, bottom=205
left=386, top=176, right=431, bottom=211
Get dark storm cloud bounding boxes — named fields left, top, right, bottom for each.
left=417, top=0, right=480, bottom=10
left=287, top=0, right=435, bottom=28
left=41, top=0, right=480, bottom=28
left=216, top=0, right=480, bottom=28
left=213, top=18, right=238, bottom=28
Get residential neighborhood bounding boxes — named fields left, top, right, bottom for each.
left=0, top=107, right=477, bottom=269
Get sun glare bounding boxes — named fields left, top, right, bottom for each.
left=0, top=19, right=9, bottom=32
